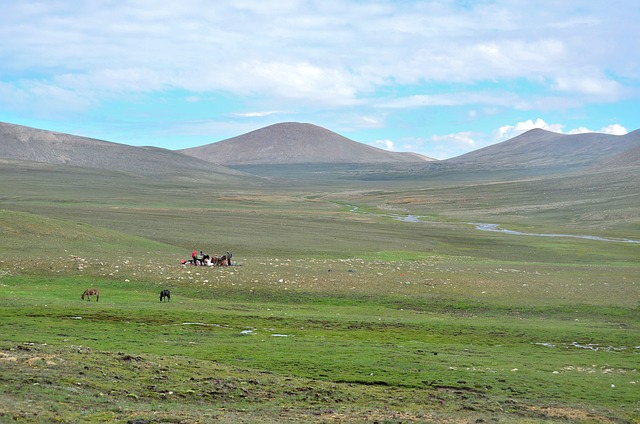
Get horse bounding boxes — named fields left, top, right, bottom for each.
left=215, top=255, right=227, bottom=266
left=160, top=289, right=171, bottom=302
left=81, top=288, right=100, bottom=301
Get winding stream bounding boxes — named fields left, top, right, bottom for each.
left=471, top=223, right=640, bottom=244
left=348, top=205, right=640, bottom=244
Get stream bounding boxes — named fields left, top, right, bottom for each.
left=471, top=223, right=640, bottom=244
left=348, top=206, right=640, bottom=244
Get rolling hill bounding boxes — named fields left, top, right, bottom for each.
left=446, top=128, right=640, bottom=169
left=0, top=122, right=250, bottom=180
left=178, top=122, right=435, bottom=165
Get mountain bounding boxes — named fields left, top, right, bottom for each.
left=178, top=122, right=435, bottom=165
left=3, top=121, right=638, bottom=184
left=595, top=130, right=640, bottom=168
left=445, top=128, right=640, bottom=169
left=0, top=122, right=248, bottom=179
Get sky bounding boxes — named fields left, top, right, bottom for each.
left=1, top=1, right=638, bottom=160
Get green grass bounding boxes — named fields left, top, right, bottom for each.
left=1, top=253, right=638, bottom=422
left=1, top=162, right=639, bottom=422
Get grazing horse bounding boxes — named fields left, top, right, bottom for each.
left=160, top=289, right=171, bottom=302
left=81, top=288, right=100, bottom=301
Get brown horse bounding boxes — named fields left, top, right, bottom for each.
left=81, top=288, right=100, bottom=301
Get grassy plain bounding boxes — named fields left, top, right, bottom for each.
left=0, top=161, right=639, bottom=423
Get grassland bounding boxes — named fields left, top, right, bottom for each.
left=1, top=162, right=639, bottom=423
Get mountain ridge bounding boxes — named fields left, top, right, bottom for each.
left=1, top=121, right=639, bottom=179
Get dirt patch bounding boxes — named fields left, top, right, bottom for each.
left=0, top=346, right=58, bottom=367
left=25, top=355, right=58, bottom=366
left=528, top=405, right=618, bottom=423
left=0, top=353, right=18, bottom=362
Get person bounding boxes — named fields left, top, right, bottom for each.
left=192, top=250, right=198, bottom=265
left=227, top=251, right=233, bottom=266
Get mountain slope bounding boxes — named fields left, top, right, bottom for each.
left=0, top=122, right=248, bottom=179
left=599, top=145, right=640, bottom=168
left=596, top=130, right=640, bottom=168
left=178, top=122, right=435, bottom=165
left=446, top=128, right=640, bottom=169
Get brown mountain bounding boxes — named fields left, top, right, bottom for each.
left=178, top=122, right=435, bottom=165
left=446, top=128, right=640, bottom=169
left=0, top=121, right=247, bottom=179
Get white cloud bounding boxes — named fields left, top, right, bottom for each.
left=600, top=124, right=628, bottom=135
left=566, top=127, right=592, bottom=135
left=375, top=139, right=395, bottom=151
left=425, top=132, right=480, bottom=159
left=235, top=110, right=286, bottom=118
left=246, top=62, right=362, bottom=105
left=380, top=91, right=521, bottom=110
left=566, top=124, right=627, bottom=136
left=497, top=118, right=564, bottom=140
left=353, top=115, right=386, bottom=129
left=2, top=1, right=636, bottom=103
left=496, top=118, right=627, bottom=140
left=55, top=68, right=169, bottom=94
left=0, top=80, right=96, bottom=117
left=497, top=119, right=628, bottom=139
left=431, top=132, right=477, bottom=148
left=552, top=75, right=624, bottom=100
left=167, top=119, right=262, bottom=140
left=175, top=60, right=366, bottom=107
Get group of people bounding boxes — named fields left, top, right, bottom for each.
left=182, top=249, right=233, bottom=266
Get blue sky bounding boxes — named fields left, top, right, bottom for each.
left=1, top=1, right=638, bottom=159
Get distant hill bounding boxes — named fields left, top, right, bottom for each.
left=0, top=122, right=248, bottom=179
left=446, top=128, right=640, bottom=169
left=3, top=121, right=638, bottom=184
left=178, top=122, right=435, bottom=165
left=602, top=145, right=640, bottom=167
left=596, top=131, right=640, bottom=168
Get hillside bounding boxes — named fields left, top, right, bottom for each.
left=597, top=131, right=640, bottom=168
left=178, top=122, right=435, bottom=165
left=446, top=128, right=640, bottom=169
left=0, top=122, right=250, bottom=180
left=0, top=208, right=178, bottom=259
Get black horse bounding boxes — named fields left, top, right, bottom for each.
left=160, top=289, right=171, bottom=302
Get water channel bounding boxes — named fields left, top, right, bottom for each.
left=471, top=223, right=640, bottom=244
left=349, top=206, right=640, bottom=244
